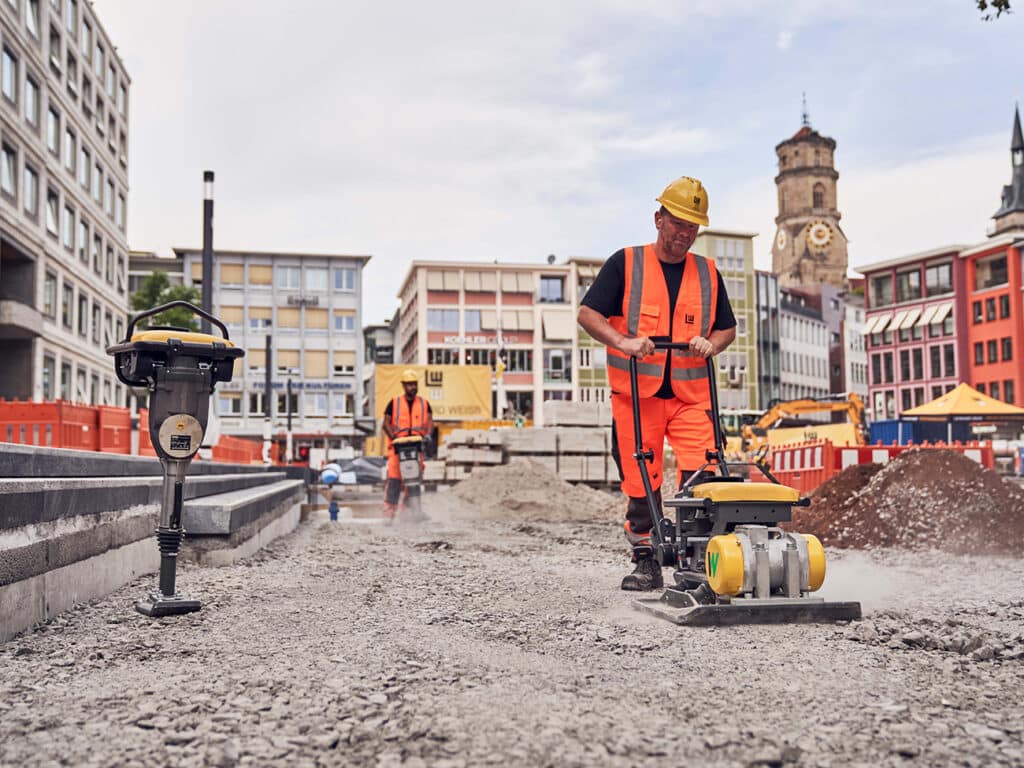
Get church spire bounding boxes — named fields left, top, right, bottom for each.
left=801, top=92, right=810, bottom=128
left=1012, top=104, right=1023, bottom=152
left=991, top=105, right=1024, bottom=235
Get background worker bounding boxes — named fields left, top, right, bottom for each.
left=577, top=176, right=737, bottom=591
left=382, top=369, right=434, bottom=521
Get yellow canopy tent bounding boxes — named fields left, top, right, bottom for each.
left=901, top=382, right=1024, bottom=442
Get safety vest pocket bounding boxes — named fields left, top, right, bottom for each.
left=638, top=304, right=661, bottom=336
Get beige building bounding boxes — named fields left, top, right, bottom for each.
left=771, top=120, right=848, bottom=290
left=395, top=259, right=603, bottom=424
left=1, top=0, right=130, bottom=404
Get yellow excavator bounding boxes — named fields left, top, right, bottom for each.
left=739, top=393, right=866, bottom=456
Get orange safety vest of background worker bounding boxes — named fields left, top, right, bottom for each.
left=577, top=176, right=737, bottom=592
left=382, top=369, right=433, bottom=517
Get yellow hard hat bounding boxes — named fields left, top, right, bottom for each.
left=400, top=369, right=418, bottom=383
left=657, top=176, right=709, bottom=227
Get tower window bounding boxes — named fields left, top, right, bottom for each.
left=814, top=149, right=820, bottom=166
left=813, top=182, right=825, bottom=209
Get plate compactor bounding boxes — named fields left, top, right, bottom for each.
left=629, top=342, right=861, bottom=626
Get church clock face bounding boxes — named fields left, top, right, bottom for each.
left=806, top=220, right=833, bottom=250
left=775, top=229, right=788, bottom=250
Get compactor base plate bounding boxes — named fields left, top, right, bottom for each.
left=135, top=591, right=202, bottom=618
left=633, top=595, right=862, bottom=626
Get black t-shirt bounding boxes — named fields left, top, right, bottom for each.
left=581, top=248, right=737, bottom=398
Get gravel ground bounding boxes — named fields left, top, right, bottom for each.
left=2, top=494, right=1023, bottom=768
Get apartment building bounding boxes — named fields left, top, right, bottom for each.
left=1, top=0, right=130, bottom=404
left=128, top=249, right=182, bottom=294
left=778, top=288, right=830, bottom=402
left=693, top=229, right=759, bottom=410
left=175, top=248, right=369, bottom=445
left=960, top=235, right=1023, bottom=404
left=395, top=259, right=598, bottom=425
left=858, top=245, right=966, bottom=421
left=843, top=292, right=868, bottom=399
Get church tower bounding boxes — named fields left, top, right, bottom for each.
left=771, top=107, right=848, bottom=290
left=991, top=106, right=1024, bottom=236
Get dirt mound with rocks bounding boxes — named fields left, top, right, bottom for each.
left=448, top=457, right=621, bottom=523
left=791, top=449, right=1024, bottom=554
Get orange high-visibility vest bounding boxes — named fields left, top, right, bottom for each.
left=606, top=245, right=719, bottom=403
left=390, top=396, right=430, bottom=439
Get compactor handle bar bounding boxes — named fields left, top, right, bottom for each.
left=124, top=301, right=232, bottom=343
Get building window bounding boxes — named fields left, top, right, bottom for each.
left=870, top=353, right=881, bottom=385
left=77, top=218, right=88, bottom=263
left=465, top=309, right=482, bottom=332
left=543, top=349, right=571, bottom=383
left=974, top=342, right=984, bottom=365
left=987, top=339, right=998, bottom=363
left=976, top=254, right=1007, bottom=290
left=43, top=272, right=57, bottom=318
left=812, top=182, right=825, bottom=209
left=977, top=383, right=986, bottom=395
left=104, top=178, right=113, bottom=216
left=25, top=76, right=39, bottom=126
left=64, top=0, right=76, bottom=34
left=65, top=51, right=76, bottom=98
left=91, top=234, right=101, bottom=274
left=105, top=245, right=114, bottom=284
left=60, top=362, right=71, bottom=400
left=869, top=274, right=893, bottom=307
left=1005, top=380, right=1015, bottom=404
left=895, top=268, right=921, bottom=303
left=924, top=262, right=952, bottom=296
left=911, top=348, right=923, bottom=380
left=49, top=25, right=61, bottom=75
left=465, top=348, right=494, bottom=367
left=115, top=192, right=125, bottom=229
left=61, top=282, right=73, bottom=329
left=42, top=355, right=55, bottom=400
left=999, top=294, right=1010, bottom=319
left=23, top=165, right=37, bottom=215
left=539, top=276, right=565, bottom=303
left=985, top=297, right=996, bottom=321
left=929, top=346, right=941, bottom=379
left=506, top=348, right=532, bottom=372
left=276, top=393, right=298, bottom=417
left=304, top=267, right=327, bottom=292
left=0, top=143, right=15, bottom=200
left=81, top=19, right=91, bottom=57
left=91, top=302, right=99, bottom=344
left=94, top=42, right=103, bottom=78
left=46, top=188, right=59, bottom=235
left=79, top=146, right=89, bottom=187
left=883, top=352, right=894, bottom=383
left=932, top=385, right=943, bottom=400
left=118, top=83, right=126, bottom=115
left=899, top=349, right=910, bottom=381
left=46, top=108, right=60, bottom=154
left=1002, top=337, right=1013, bottom=361
left=218, top=394, right=242, bottom=416
left=276, top=265, right=300, bottom=290
left=332, top=311, right=355, bottom=332
left=27, top=0, right=40, bottom=37
left=1, top=48, right=16, bottom=104
left=426, top=309, right=458, bottom=331
left=62, top=205, right=74, bottom=250
left=91, top=161, right=101, bottom=201
left=944, top=344, right=955, bottom=378
left=973, top=300, right=983, bottom=324
left=248, top=393, right=266, bottom=417
left=991, top=382, right=1001, bottom=401
left=76, top=292, right=88, bottom=337
left=427, top=348, right=458, bottom=365
left=106, top=62, right=115, bottom=97
left=901, top=389, right=912, bottom=413
left=334, top=268, right=355, bottom=291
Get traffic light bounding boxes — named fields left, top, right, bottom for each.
left=297, top=445, right=311, bottom=463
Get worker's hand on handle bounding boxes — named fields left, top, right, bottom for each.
left=619, top=336, right=655, bottom=359
left=688, top=335, right=714, bottom=358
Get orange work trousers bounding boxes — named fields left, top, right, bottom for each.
left=610, top=392, right=715, bottom=499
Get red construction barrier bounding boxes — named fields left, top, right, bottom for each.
left=211, top=434, right=262, bottom=464
left=97, top=406, right=131, bottom=454
left=137, top=408, right=158, bottom=457
left=55, top=402, right=99, bottom=451
left=0, top=399, right=57, bottom=446
left=765, top=439, right=997, bottom=495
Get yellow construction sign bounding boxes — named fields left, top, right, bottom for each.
left=375, top=364, right=492, bottom=423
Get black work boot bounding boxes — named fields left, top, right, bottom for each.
left=620, top=554, right=664, bottom=591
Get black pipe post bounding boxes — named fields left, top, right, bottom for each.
left=201, top=171, right=214, bottom=334
left=287, top=377, right=293, bottom=433
left=264, top=334, right=272, bottom=419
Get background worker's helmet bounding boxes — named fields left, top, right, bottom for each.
left=400, top=369, right=418, bottom=384
left=657, top=176, right=710, bottom=226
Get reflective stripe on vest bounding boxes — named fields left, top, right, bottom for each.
left=626, top=245, right=645, bottom=336
left=607, top=354, right=663, bottom=378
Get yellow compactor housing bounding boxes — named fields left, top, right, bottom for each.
left=705, top=527, right=826, bottom=599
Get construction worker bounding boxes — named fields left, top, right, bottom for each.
left=577, top=176, right=737, bottom=591
left=382, top=369, right=434, bottom=520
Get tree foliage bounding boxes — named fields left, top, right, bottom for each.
left=977, top=0, right=1012, bottom=19
left=129, top=271, right=203, bottom=331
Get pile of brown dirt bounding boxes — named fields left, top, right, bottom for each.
left=448, top=458, right=621, bottom=523
left=791, top=449, right=1024, bottom=554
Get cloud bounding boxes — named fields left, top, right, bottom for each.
left=777, top=29, right=794, bottom=51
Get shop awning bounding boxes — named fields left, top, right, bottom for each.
left=931, top=302, right=953, bottom=325
left=889, top=310, right=909, bottom=332
left=916, top=304, right=940, bottom=327
left=863, top=313, right=892, bottom=335
left=896, top=307, right=921, bottom=330
left=542, top=311, right=575, bottom=341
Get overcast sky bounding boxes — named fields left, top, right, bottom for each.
left=94, top=0, right=1023, bottom=323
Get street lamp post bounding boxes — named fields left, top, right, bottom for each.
left=201, top=171, right=214, bottom=334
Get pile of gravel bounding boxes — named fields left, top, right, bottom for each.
left=449, top=457, right=621, bottom=523
left=791, top=449, right=1024, bottom=554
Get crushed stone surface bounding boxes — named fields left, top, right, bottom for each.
left=791, top=449, right=1024, bottom=554
left=2, top=494, right=1024, bottom=767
